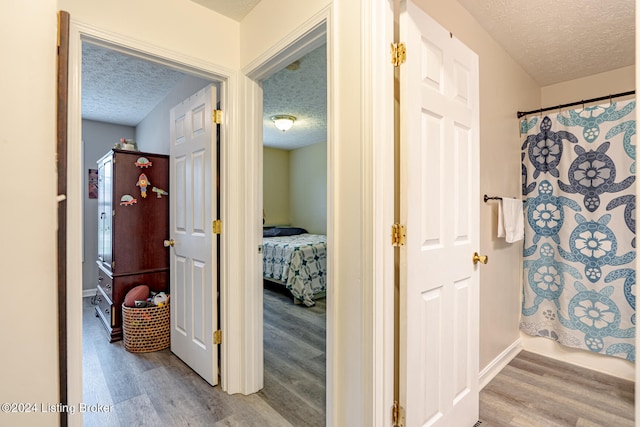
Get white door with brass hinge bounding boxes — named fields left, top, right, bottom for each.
left=399, top=2, right=481, bottom=426
left=169, top=84, right=219, bottom=386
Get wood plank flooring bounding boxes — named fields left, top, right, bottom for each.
left=258, top=281, right=326, bottom=427
left=84, top=290, right=632, bottom=427
left=82, top=284, right=326, bottom=427
left=479, top=350, right=635, bottom=427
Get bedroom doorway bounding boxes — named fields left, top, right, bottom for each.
left=66, top=22, right=236, bottom=416
left=258, top=37, right=328, bottom=426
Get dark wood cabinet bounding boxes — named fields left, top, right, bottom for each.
left=95, top=149, right=170, bottom=342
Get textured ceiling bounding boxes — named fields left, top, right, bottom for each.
left=262, top=45, right=327, bottom=149
left=81, top=42, right=326, bottom=150
left=82, top=43, right=187, bottom=127
left=82, top=1, right=635, bottom=148
left=457, top=0, right=635, bottom=86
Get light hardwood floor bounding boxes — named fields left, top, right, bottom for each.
left=479, top=350, right=634, bottom=427
left=83, top=290, right=632, bottom=427
left=258, top=281, right=326, bottom=427
left=82, top=284, right=325, bottom=427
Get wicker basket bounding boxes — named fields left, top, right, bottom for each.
left=122, top=303, right=170, bottom=353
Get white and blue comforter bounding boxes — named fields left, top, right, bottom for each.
left=262, top=234, right=327, bottom=306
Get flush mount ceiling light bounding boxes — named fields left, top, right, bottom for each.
left=271, top=115, right=296, bottom=132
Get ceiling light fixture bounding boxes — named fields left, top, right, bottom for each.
left=271, top=115, right=296, bottom=132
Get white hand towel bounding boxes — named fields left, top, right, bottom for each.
left=498, top=198, right=524, bottom=243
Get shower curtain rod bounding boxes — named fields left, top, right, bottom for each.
left=516, top=90, right=636, bottom=119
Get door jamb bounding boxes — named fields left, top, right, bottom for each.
left=65, top=0, right=397, bottom=424
left=65, top=20, right=238, bottom=426
left=241, top=5, right=331, bottom=415
left=241, top=0, right=395, bottom=423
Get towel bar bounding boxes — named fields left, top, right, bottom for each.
left=484, top=195, right=524, bottom=203
left=483, top=195, right=502, bottom=203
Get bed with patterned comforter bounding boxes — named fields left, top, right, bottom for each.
left=262, top=233, right=327, bottom=306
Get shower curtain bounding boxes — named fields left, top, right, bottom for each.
left=520, top=99, right=636, bottom=362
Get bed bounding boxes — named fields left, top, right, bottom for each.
left=262, top=228, right=327, bottom=306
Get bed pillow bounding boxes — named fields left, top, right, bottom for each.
left=263, top=226, right=308, bottom=237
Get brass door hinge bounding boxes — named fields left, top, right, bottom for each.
left=213, top=219, right=222, bottom=234
left=391, top=42, right=406, bottom=67
left=392, top=401, right=405, bottom=427
left=212, top=110, right=223, bottom=124
left=213, top=329, right=222, bottom=345
left=391, top=223, right=406, bottom=247
left=111, top=261, right=116, bottom=270
left=57, top=12, right=61, bottom=48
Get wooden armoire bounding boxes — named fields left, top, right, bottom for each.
left=95, top=149, right=170, bottom=342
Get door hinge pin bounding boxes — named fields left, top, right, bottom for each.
left=391, top=223, right=406, bottom=247
left=392, top=401, right=405, bottom=427
left=213, top=330, right=222, bottom=344
left=391, top=42, right=406, bottom=67
left=57, top=12, right=61, bottom=48
left=213, top=219, right=222, bottom=234
left=212, top=110, right=223, bottom=124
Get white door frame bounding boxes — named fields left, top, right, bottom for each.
left=65, top=0, right=396, bottom=423
left=367, top=0, right=396, bottom=423
left=241, top=7, right=329, bottom=409
left=65, top=19, right=247, bottom=426
left=241, top=1, right=395, bottom=425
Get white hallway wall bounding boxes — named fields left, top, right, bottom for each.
left=1, top=1, right=59, bottom=426
left=3, top=1, right=635, bottom=427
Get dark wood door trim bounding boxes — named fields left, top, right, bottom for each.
left=57, top=10, right=70, bottom=427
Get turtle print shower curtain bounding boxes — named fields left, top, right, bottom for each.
left=520, top=99, right=636, bottom=361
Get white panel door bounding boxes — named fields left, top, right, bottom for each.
left=399, top=2, right=480, bottom=426
left=169, top=84, right=218, bottom=386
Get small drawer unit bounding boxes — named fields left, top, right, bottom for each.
left=97, top=267, right=113, bottom=300
left=94, top=285, right=114, bottom=334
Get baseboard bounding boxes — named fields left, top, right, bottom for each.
left=83, top=289, right=97, bottom=298
left=520, top=333, right=635, bottom=381
left=479, top=339, right=522, bottom=390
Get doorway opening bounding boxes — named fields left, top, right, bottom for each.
left=67, top=11, right=339, bottom=426
left=66, top=25, right=232, bottom=421
left=80, top=38, right=219, bottom=379
left=258, top=41, right=328, bottom=426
